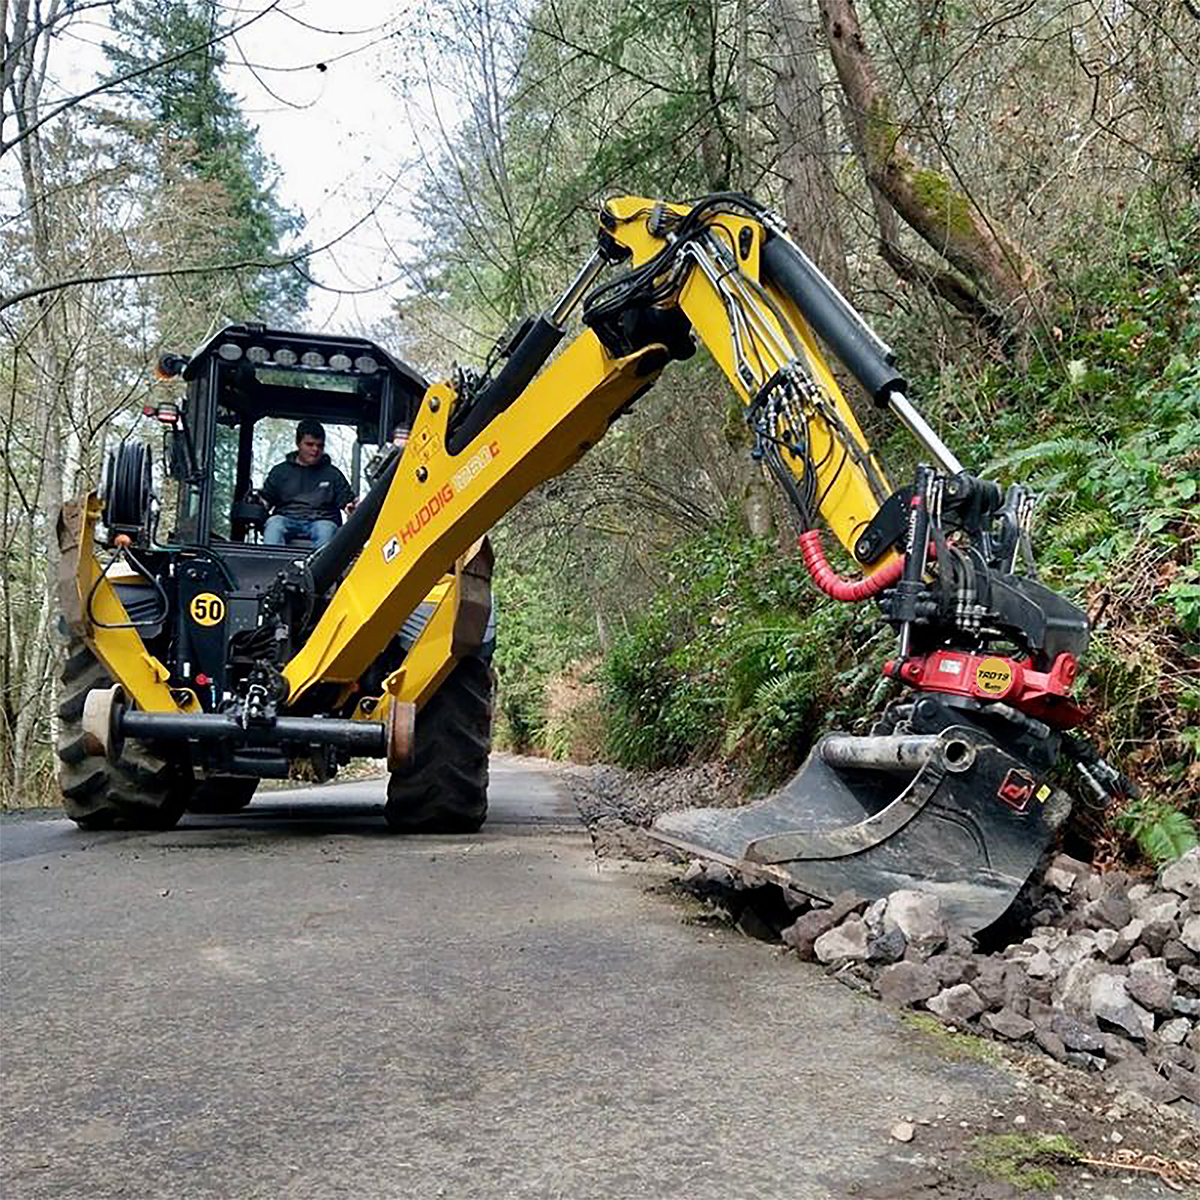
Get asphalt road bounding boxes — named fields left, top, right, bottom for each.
left=0, top=757, right=1184, bottom=1199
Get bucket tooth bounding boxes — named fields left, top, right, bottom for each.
left=650, top=726, right=1070, bottom=934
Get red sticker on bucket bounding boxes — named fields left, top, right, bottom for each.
left=997, top=768, right=1036, bottom=812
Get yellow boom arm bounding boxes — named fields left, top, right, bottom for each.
left=284, top=195, right=894, bottom=704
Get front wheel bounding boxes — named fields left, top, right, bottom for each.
left=385, top=657, right=493, bottom=833
left=57, top=639, right=188, bottom=829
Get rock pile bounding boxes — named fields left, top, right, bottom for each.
left=686, top=847, right=1200, bottom=1121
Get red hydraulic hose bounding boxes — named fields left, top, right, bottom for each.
left=798, top=529, right=905, bottom=602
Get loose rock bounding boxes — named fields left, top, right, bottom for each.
left=701, top=840, right=1200, bottom=1117
left=781, top=909, right=840, bottom=961
left=1104, top=919, right=1144, bottom=963
left=826, top=889, right=868, bottom=925
left=876, top=960, right=939, bottom=1006
left=883, top=890, right=947, bottom=960
left=924, top=951, right=975, bottom=988
left=982, top=1007, right=1035, bottom=1040
left=1182, top=914, right=1200, bottom=954
left=1126, top=957, right=1176, bottom=1016
left=866, top=925, right=907, bottom=965
left=1034, top=1027, right=1068, bottom=1062
left=926, top=983, right=986, bottom=1025
left=1141, top=914, right=1180, bottom=955
left=1088, top=974, right=1154, bottom=1040
left=1051, top=1012, right=1105, bottom=1053
left=814, top=916, right=870, bottom=964
left=1132, top=891, right=1180, bottom=925
left=1164, top=938, right=1198, bottom=970
left=1042, top=865, right=1077, bottom=894
left=1161, top=848, right=1200, bottom=899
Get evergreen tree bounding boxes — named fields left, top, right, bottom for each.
left=103, top=0, right=307, bottom=334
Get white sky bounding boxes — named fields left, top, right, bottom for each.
left=15, top=0, right=453, bottom=330
left=225, top=0, right=434, bottom=330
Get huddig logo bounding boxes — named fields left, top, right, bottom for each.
left=397, top=441, right=501, bottom=548
left=400, top=483, right=455, bottom=546
left=975, top=656, right=1014, bottom=696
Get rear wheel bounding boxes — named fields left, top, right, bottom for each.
left=57, top=639, right=188, bottom=830
left=187, top=776, right=259, bottom=814
left=385, top=657, right=493, bottom=833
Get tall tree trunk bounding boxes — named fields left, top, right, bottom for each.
left=770, top=0, right=850, bottom=294
left=3, top=0, right=67, bottom=801
left=817, top=0, right=1046, bottom=332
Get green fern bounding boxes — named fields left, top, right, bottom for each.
left=988, top=435, right=1099, bottom=475
left=1117, top=800, right=1199, bottom=865
left=751, top=669, right=813, bottom=717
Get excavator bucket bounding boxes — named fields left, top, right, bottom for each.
left=650, top=727, right=1071, bottom=934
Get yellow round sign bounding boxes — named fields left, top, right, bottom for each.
left=975, top=656, right=1013, bottom=696
left=189, top=593, right=226, bottom=626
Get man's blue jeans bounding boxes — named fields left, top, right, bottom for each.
left=264, top=515, right=338, bottom=548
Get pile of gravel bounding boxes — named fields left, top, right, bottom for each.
left=565, top=760, right=751, bottom=859
left=684, top=848, right=1200, bottom=1121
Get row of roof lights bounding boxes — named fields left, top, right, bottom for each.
left=215, top=342, right=379, bottom=374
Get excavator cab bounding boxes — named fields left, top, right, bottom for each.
left=162, top=325, right=427, bottom=548
left=59, top=324, right=495, bottom=831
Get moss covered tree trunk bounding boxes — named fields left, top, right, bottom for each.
left=818, top=0, right=1047, bottom=332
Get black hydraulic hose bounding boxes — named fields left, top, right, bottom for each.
left=306, top=448, right=402, bottom=593
left=446, top=316, right=564, bottom=454
left=760, top=234, right=907, bottom=407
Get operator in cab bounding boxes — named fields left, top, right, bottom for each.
left=261, top=420, right=355, bottom=548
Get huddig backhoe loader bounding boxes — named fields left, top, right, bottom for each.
left=59, top=193, right=1130, bottom=931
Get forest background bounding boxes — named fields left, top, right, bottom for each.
left=2, top=0, right=1197, bottom=864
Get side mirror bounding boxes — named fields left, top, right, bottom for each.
left=155, top=353, right=189, bottom=379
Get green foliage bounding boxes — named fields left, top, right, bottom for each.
left=1116, top=800, right=1199, bottom=866
left=491, top=546, right=597, bottom=753
left=600, top=520, right=876, bottom=776
left=970, top=1132, right=1081, bottom=1191
left=955, top=205, right=1200, bottom=859
left=103, top=0, right=307, bottom=329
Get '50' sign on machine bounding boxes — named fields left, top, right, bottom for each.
left=189, top=593, right=226, bottom=626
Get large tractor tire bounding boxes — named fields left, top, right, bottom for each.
left=385, top=656, right=493, bottom=834
left=56, top=639, right=188, bottom=830
left=187, top=776, right=259, bottom=814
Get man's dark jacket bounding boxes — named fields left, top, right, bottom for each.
left=261, top=452, right=353, bottom=521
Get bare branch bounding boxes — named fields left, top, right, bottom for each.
left=1, top=1, right=282, bottom=158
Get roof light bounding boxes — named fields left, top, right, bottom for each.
left=329, top=353, right=352, bottom=371
left=354, top=355, right=378, bottom=374
left=217, top=342, right=243, bottom=361
left=274, top=347, right=297, bottom=366
left=300, top=351, right=325, bottom=368
left=246, top=345, right=270, bottom=364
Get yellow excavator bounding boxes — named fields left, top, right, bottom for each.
left=58, top=193, right=1131, bottom=931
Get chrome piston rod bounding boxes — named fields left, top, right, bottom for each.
left=820, top=733, right=976, bottom=774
